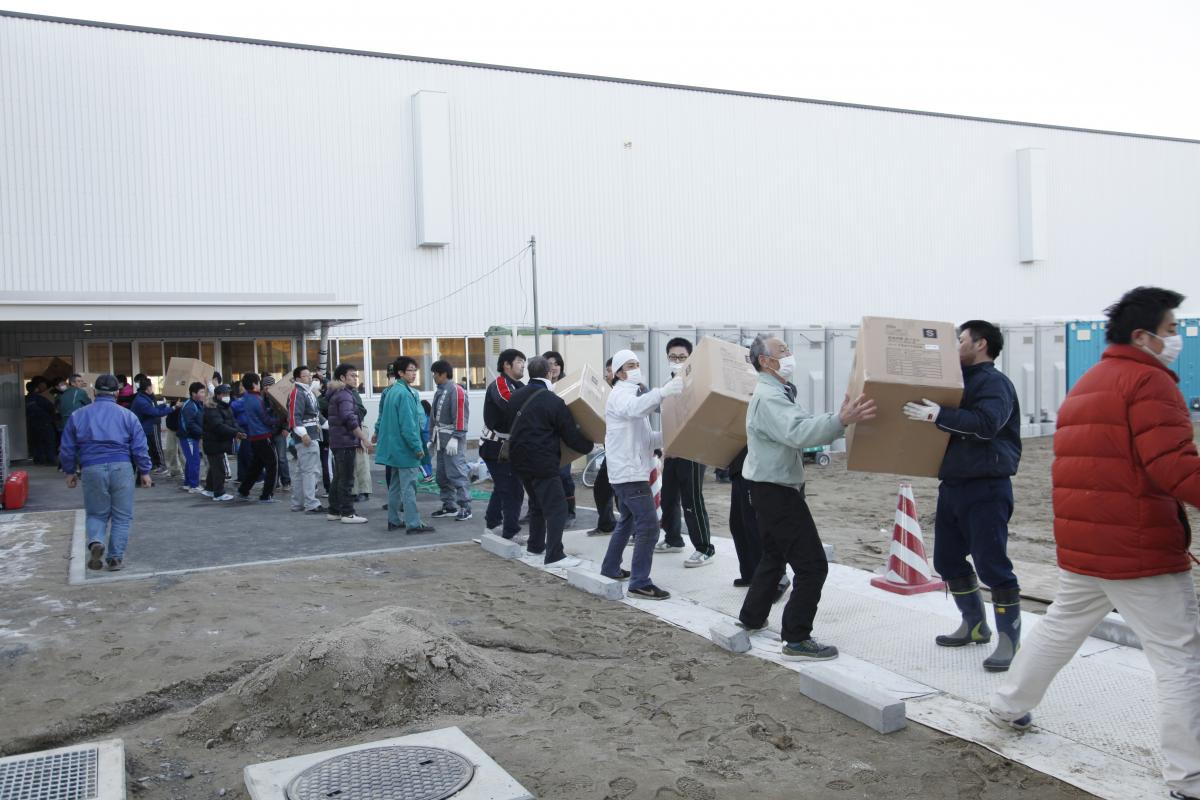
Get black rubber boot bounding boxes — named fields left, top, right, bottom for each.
left=936, top=573, right=992, bottom=647
left=983, top=586, right=1021, bottom=672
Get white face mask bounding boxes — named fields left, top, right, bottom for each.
left=219, top=396, right=231, bottom=405
left=311, top=381, right=321, bottom=391
left=774, top=355, right=796, bottom=380
left=669, top=363, right=683, bottom=376
left=1146, top=333, right=1183, bottom=367
left=624, top=368, right=643, bottom=384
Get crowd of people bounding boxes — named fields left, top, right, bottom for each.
left=46, top=284, right=1200, bottom=799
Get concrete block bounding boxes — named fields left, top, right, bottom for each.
left=566, top=567, right=624, bottom=600
left=1091, top=612, right=1142, bottom=650
left=480, top=533, right=524, bottom=559
left=709, top=622, right=751, bottom=653
left=795, top=663, right=907, bottom=734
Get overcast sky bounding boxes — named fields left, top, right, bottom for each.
left=5, top=0, right=1199, bottom=140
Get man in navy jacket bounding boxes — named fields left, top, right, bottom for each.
left=235, top=372, right=279, bottom=503
left=903, top=320, right=1023, bottom=672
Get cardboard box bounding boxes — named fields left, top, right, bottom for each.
left=845, top=317, right=964, bottom=477
left=162, top=357, right=215, bottom=399
left=554, top=363, right=610, bottom=466
left=661, top=336, right=758, bottom=468
left=42, top=357, right=75, bottom=385
left=265, top=376, right=298, bottom=416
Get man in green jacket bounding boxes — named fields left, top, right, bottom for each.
left=737, top=334, right=876, bottom=661
left=374, top=356, right=435, bottom=534
left=57, top=373, right=91, bottom=427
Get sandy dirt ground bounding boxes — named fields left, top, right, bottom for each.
left=0, top=508, right=1091, bottom=800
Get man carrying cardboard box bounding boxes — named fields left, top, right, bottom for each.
left=902, top=320, right=1023, bottom=672
left=738, top=335, right=876, bottom=661
left=657, top=337, right=717, bottom=568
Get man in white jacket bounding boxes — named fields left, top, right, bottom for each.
left=600, top=349, right=684, bottom=600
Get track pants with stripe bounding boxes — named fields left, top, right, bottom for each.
left=660, top=456, right=714, bottom=556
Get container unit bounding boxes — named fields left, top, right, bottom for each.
left=649, top=325, right=699, bottom=389
left=824, top=324, right=860, bottom=450
left=1065, top=320, right=1107, bottom=391
left=1035, top=323, right=1068, bottom=434
left=602, top=325, right=652, bottom=372
left=696, top=324, right=744, bottom=347
left=483, top=325, right=555, bottom=383
left=1177, top=317, right=1200, bottom=411
left=996, top=323, right=1039, bottom=436
left=782, top=324, right=826, bottom=415
left=550, top=327, right=606, bottom=377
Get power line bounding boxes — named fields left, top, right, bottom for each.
left=357, top=244, right=531, bottom=327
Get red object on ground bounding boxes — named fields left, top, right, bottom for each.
left=870, top=482, right=946, bottom=596
left=3, top=470, right=29, bottom=510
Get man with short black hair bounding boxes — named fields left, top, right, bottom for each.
left=507, top=356, right=595, bottom=566
left=287, top=365, right=325, bottom=514
left=178, top=381, right=207, bottom=493
left=657, top=337, right=716, bottom=568
left=903, top=319, right=1023, bottom=672
left=541, top=350, right=579, bottom=524
left=480, top=349, right=527, bottom=542
left=431, top=359, right=472, bottom=521
left=56, top=373, right=91, bottom=426
left=235, top=372, right=279, bottom=504
left=375, top=357, right=434, bottom=533
left=990, top=288, right=1200, bottom=800
left=60, top=374, right=152, bottom=571
left=327, top=363, right=373, bottom=523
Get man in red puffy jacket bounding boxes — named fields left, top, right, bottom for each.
left=990, top=286, right=1200, bottom=800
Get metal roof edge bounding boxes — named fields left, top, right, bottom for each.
left=3, top=8, right=1199, bottom=146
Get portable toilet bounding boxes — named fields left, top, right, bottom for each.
left=602, top=325, right=652, bottom=371
left=696, top=323, right=743, bottom=346
left=1035, top=322, right=1067, bottom=434
left=782, top=325, right=826, bottom=415
left=997, top=323, right=1039, bottom=436
left=484, top=325, right=555, bottom=383
left=824, top=324, right=859, bottom=447
left=649, top=325, right=699, bottom=388
left=1065, top=320, right=1107, bottom=393
left=1177, top=317, right=1200, bottom=412
left=550, top=327, right=606, bottom=377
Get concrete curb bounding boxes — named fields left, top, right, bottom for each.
left=1090, top=613, right=1142, bottom=650
left=480, top=533, right=524, bottom=559
left=566, top=567, right=624, bottom=600
left=795, top=663, right=907, bottom=734
left=709, top=622, right=751, bottom=653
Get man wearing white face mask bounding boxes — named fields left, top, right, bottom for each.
left=738, top=335, right=876, bottom=660
left=657, top=337, right=716, bottom=567
left=600, top=349, right=684, bottom=600
left=990, top=287, right=1200, bottom=800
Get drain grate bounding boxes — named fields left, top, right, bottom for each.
left=286, top=746, right=473, bottom=800
left=0, top=748, right=98, bottom=800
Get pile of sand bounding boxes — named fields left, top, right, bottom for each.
left=187, top=607, right=518, bottom=743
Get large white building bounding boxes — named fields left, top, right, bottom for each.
left=2, top=11, right=1198, bottom=457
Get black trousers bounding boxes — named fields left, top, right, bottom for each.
left=519, top=472, right=569, bottom=564
left=238, top=438, right=277, bottom=500
left=329, top=446, right=358, bottom=517
left=740, top=482, right=828, bottom=644
left=728, top=472, right=762, bottom=582
left=205, top=451, right=230, bottom=496
left=593, top=458, right=615, bottom=531
left=659, top=457, right=713, bottom=555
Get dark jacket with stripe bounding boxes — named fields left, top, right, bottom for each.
left=480, top=374, right=524, bottom=461
left=935, top=362, right=1022, bottom=483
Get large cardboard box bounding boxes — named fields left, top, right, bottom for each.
left=661, top=336, right=758, bottom=468
left=162, top=357, right=215, bottom=399
left=845, top=317, right=964, bottom=477
left=554, top=363, right=610, bottom=466
left=42, top=357, right=74, bottom=385
left=265, top=376, right=298, bottom=416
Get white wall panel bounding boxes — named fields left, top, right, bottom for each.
left=2, top=15, right=1199, bottom=343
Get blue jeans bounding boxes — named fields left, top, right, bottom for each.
left=180, top=437, right=202, bottom=488
left=933, top=477, right=1018, bottom=591
left=602, top=481, right=659, bottom=590
left=483, top=458, right=524, bottom=537
left=82, top=461, right=135, bottom=560
left=388, top=467, right=423, bottom=528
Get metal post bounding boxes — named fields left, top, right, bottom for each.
left=319, top=321, right=330, bottom=378
left=530, top=235, right=540, bottom=354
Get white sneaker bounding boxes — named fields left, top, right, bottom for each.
left=513, top=533, right=529, bottom=546
left=200, top=490, right=214, bottom=498
left=213, top=494, right=235, bottom=502
left=341, top=515, right=368, bottom=524
left=655, top=541, right=686, bottom=553
left=549, top=555, right=582, bottom=569
left=684, top=550, right=715, bottom=568
left=486, top=525, right=504, bottom=536
left=187, top=486, right=204, bottom=494
left=327, top=514, right=341, bottom=521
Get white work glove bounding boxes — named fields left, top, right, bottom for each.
left=446, top=438, right=459, bottom=456
left=902, top=399, right=941, bottom=423
left=660, top=376, right=685, bottom=398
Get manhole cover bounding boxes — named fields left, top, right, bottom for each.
left=286, top=746, right=474, bottom=800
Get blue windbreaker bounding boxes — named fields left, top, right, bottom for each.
left=59, top=396, right=152, bottom=473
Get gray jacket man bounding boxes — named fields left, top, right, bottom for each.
left=286, top=366, right=326, bottom=514
left=430, top=360, right=472, bottom=520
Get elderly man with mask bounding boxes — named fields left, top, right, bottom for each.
left=738, top=334, right=876, bottom=660
left=599, top=349, right=684, bottom=600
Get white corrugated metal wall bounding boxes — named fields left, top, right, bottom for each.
left=2, top=14, right=1199, bottom=338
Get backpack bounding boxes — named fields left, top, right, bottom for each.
left=165, top=405, right=181, bottom=432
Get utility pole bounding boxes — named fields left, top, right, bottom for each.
left=530, top=235, right=540, bottom=354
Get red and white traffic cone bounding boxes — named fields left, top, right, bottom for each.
left=870, top=483, right=946, bottom=595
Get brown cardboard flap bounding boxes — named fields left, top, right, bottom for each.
left=162, top=357, right=215, bottom=399
left=555, top=363, right=609, bottom=444
left=845, top=317, right=964, bottom=477
left=662, top=336, right=757, bottom=468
